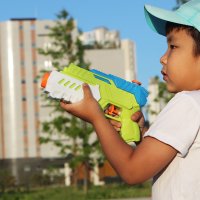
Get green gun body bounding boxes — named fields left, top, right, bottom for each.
left=42, top=63, right=148, bottom=144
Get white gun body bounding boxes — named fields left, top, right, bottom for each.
left=44, top=71, right=101, bottom=103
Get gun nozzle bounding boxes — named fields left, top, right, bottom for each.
left=41, top=72, right=51, bottom=88
left=132, top=80, right=142, bottom=85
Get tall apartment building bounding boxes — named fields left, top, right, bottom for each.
left=0, top=18, right=137, bottom=182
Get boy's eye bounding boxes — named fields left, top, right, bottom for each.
left=170, top=45, right=176, bottom=49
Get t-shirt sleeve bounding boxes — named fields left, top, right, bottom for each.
left=144, top=92, right=200, bottom=157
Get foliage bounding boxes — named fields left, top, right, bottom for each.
left=155, top=77, right=174, bottom=105
left=38, top=9, right=88, bottom=70
left=38, top=9, right=104, bottom=191
left=0, top=170, right=15, bottom=193
left=30, top=170, right=64, bottom=187
left=147, top=76, right=174, bottom=119
left=0, top=182, right=151, bottom=200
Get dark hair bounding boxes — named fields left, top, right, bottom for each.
left=166, top=22, right=200, bottom=57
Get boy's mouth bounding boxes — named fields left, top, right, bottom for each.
left=161, top=70, right=168, bottom=81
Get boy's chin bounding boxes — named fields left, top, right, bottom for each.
left=166, top=85, right=179, bottom=94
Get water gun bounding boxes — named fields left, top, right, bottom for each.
left=41, top=63, right=148, bottom=144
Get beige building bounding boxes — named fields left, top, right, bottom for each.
left=0, top=18, right=137, bottom=182
left=80, top=27, right=137, bottom=81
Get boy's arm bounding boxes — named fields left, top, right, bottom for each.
left=60, top=84, right=177, bottom=184
left=91, top=110, right=177, bottom=184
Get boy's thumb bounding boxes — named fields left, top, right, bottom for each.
left=82, top=83, right=92, bottom=98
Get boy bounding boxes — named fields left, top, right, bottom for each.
left=60, top=0, right=200, bottom=199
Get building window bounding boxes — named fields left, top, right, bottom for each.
left=44, top=42, right=52, bottom=50
left=21, top=60, right=25, bottom=66
left=44, top=25, right=50, bottom=29
left=23, top=113, right=27, bottom=118
left=21, top=79, right=26, bottom=84
left=23, top=130, right=28, bottom=135
left=30, top=24, right=35, bottom=30
left=33, top=60, right=37, bottom=66
left=22, top=97, right=27, bottom=101
left=44, top=60, right=52, bottom=70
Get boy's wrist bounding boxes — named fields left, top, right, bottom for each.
left=90, top=110, right=106, bottom=125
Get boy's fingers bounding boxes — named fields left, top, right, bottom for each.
left=60, top=100, right=71, bottom=108
left=82, top=83, right=92, bottom=98
left=109, top=119, right=121, bottom=128
left=109, top=119, right=121, bottom=132
left=131, top=111, right=143, bottom=122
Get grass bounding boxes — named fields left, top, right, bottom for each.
left=0, top=182, right=151, bottom=200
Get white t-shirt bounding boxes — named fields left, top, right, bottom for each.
left=144, top=91, right=200, bottom=200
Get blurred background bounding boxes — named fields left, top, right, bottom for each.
left=0, top=0, right=189, bottom=199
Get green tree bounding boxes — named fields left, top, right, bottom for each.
left=38, top=9, right=103, bottom=193
left=147, top=76, right=174, bottom=122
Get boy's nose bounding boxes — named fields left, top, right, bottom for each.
left=160, top=52, right=167, bottom=65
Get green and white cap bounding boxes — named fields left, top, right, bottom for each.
left=144, top=0, right=200, bottom=36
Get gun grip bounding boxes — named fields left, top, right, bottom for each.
left=120, top=119, right=140, bottom=143
left=104, top=105, right=141, bottom=144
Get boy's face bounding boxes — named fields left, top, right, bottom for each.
left=160, top=29, right=200, bottom=93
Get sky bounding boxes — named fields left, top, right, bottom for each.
left=1, top=0, right=177, bottom=88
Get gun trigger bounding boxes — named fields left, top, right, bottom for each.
left=108, top=105, right=120, bottom=116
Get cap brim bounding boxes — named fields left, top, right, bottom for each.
left=144, top=4, right=191, bottom=36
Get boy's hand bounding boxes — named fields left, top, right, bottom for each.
left=60, top=83, right=104, bottom=123
left=131, top=111, right=146, bottom=136
left=109, top=119, right=122, bottom=132
left=109, top=111, right=146, bottom=136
